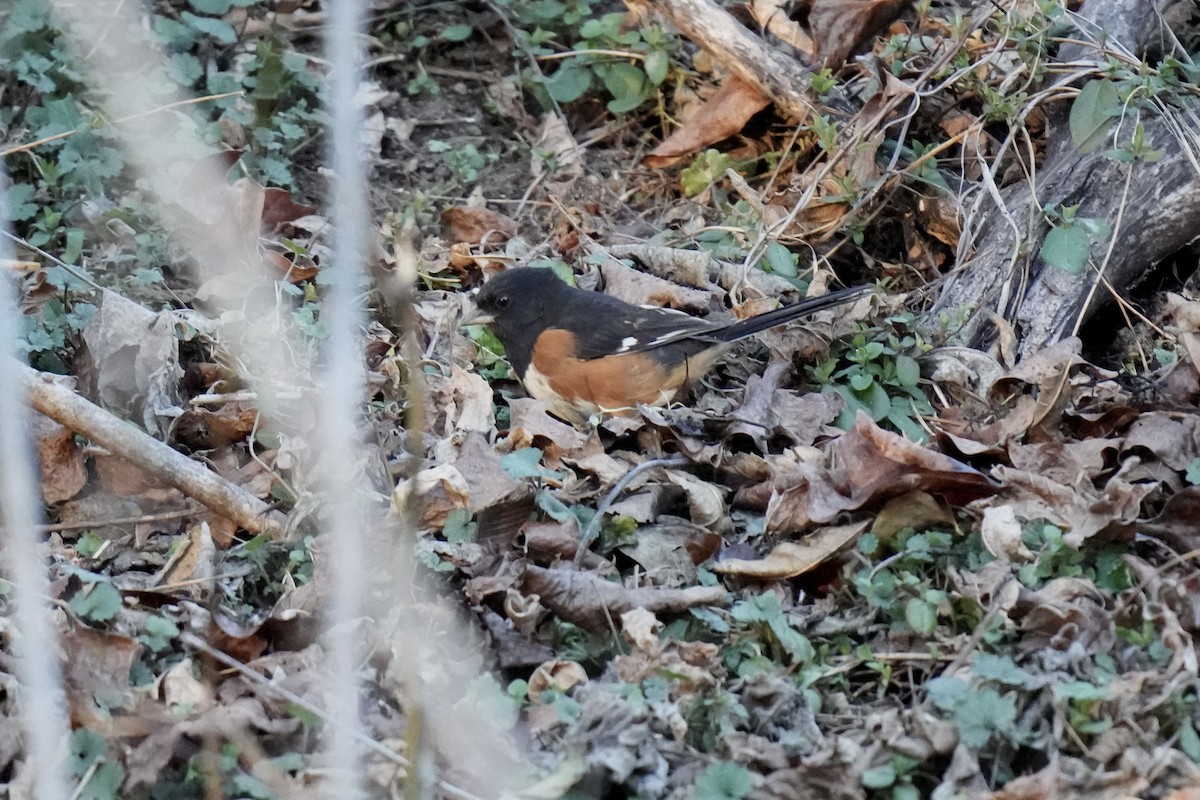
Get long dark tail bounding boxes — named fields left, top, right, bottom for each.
left=714, top=285, right=870, bottom=343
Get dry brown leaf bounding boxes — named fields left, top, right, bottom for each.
left=922, top=346, right=1006, bottom=397
left=80, top=289, right=182, bottom=439
left=560, top=433, right=629, bottom=484
left=1122, top=411, right=1200, bottom=470
left=174, top=149, right=246, bottom=225
left=520, top=518, right=582, bottom=561
left=618, top=519, right=722, bottom=582
left=711, top=519, right=868, bottom=579
left=156, top=521, right=215, bottom=591
left=1, top=257, right=40, bottom=273
left=1164, top=291, right=1200, bottom=332
left=63, top=625, right=142, bottom=723
left=94, top=451, right=168, bottom=497
left=33, top=412, right=87, bottom=504
left=259, top=185, right=317, bottom=232
left=751, top=0, right=815, bottom=54
left=1007, top=438, right=1117, bottom=484
left=1011, top=577, right=1115, bottom=653
left=991, top=337, right=1089, bottom=395
left=834, top=412, right=994, bottom=503
left=613, top=608, right=717, bottom=695
left=621, top=607, right=661, bottom=652
left=606, top=244, right=712, bottom=288
left=160, top=657, right=213, bottom=713
left=989, top=466, right=1152, bottom=547
left=441, top=206, right=518, bottom=246
left=870, top=490, right=953, bottom=542
left=665, top=469, right=727, bottom=527
left=727, top=362, right=843, bottom=450
left=450, top=432, right=527, bottom=513
left=643, top=75, right=770, bottom=167
left=947, top=561, right=1020, bottom=617
left=598, top=258, right=711, bottom=311
left=771, top=174, right=849, bottom=241
left=395, top=463, right=470, bottom=528
left=507, top=397, right=590, bottom=453
left=1063, top=404, right=1140, bottom=440
left=1139, top=486, right=1200, bottom=552
left=533, top=112, right=584, bottom=188
left=260, top=240, right=319, bottom=283
left=207, top=611, right=270, bottom=662
left=173, top=403, right=258, bottom=450
left=766, top=413, right=996, bottom=532
left=809, top=0, right=909, bottom=68
left=427, top=364, right=495, bottom=435
left=480, top=606, right=556, bottom=671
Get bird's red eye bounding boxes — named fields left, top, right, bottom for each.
left=496, top=295, right=511, bottom=310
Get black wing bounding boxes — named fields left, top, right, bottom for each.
left=557, top=296, right=722, bottom=361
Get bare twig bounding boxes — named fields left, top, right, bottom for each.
left=18, top=363, right=284, bottom=537
left=574, top=455, right=690, bottom=565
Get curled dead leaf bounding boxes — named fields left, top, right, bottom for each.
left=1011, top=577, right=1114, bottom=653
left=528, top=659, right=589, bottom=702
left=711, top=519, right=868, bottom=579
left=394, top=464, right=470, bottom=528
left=665, top=470, right=727, bottom=527
left=979, top=505, right=1034, bottom=563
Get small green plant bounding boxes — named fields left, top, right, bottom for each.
left=810, top=316, right=933, bottom=440
left=467, top=323, right=510, bottom=381
left=138, top=614, right=181, bottom=654
left=925, top=675, right=1019, bottom=748
left=862, top=754, right=922, bottom=800
left=680, top=149, right=735, bottom=197
left=544, top=13, right=671, bottom=113
left=494, top=0, right=673, bottom=114
left=68, top=574, right=123, bottom=624
left=854, top=529, right=962, bottom=635
left=442, top=507, right=477, bottom=543
left=1040, top=203, right=1112, bottom=276
left=694, top=759, right=753, bottom=800
left=1015, top=522, right=1132, bottom=591
left=69, top=728, right=125, bottom=800
left=426, top=139, right=490, bottom=181
left=1055, top=680, right=1113, bottom=737
left=727, top=593, right=814, bottom=672
left=684, top=689, right=750, bottom=752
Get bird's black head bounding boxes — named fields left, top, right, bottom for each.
left=473, top=267, right=569, bottom=376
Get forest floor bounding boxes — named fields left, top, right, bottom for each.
left=5, top=0, right=1200, bottom=798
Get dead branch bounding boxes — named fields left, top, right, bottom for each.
left=19, top=363, right=284, bottom=537
left=928, top=0, right=1200, bottom=355
left=633, top=0, right=816, bottom=120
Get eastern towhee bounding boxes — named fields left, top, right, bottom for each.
left=473, top=267, right=868, bottom=425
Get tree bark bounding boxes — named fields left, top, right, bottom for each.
left=927, top=0, right=1200, bottom=355
left=633, top=0, right=817, bottom=120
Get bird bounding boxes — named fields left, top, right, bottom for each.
left=472, top=266, right=868, bottom=425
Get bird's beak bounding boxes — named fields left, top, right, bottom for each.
left=462, top=297, right=493, bottom=327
